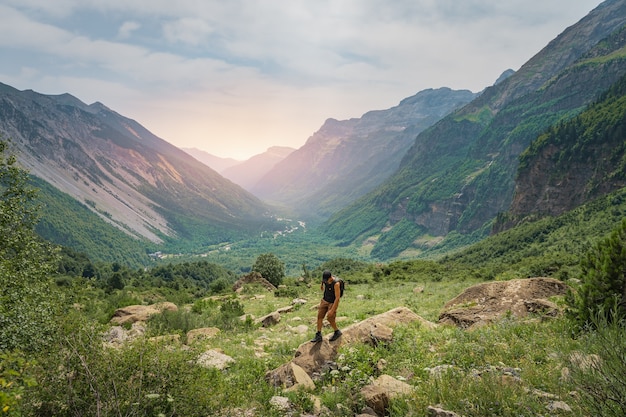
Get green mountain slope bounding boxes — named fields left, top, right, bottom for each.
left=497, top=71, right=626, bottom=230
left=31, top=176, right=155, bottom=266
left=322, top=0, right=626, bottom=259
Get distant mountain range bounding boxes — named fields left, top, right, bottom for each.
left=181, top=148, right=241, bottom=173
left=184, top=146, right=296, bottom=192
left=251, top=87, right=478, bottom=221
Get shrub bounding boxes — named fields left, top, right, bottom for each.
left=567, top=218, right=626, bottom=328
left=566, top=308, right=626, bottom=417
left=25, top=324, right=223, bottom=416
left=0, top=139, right=64, bottom=353
left=251, top=253, right=285, bottom=286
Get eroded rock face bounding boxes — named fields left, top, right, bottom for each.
left=438, top=277, right=569, bottom=329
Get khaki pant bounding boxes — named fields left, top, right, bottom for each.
left=316, top=299, right=337, bottom=329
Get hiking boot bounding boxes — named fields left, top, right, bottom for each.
left=310, top=331, right=322, bottom=343
left=329, top=329, right=342, bottom=341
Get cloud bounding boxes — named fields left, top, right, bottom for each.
left=118, top=21, right=141, bottom=39
left=162, top=18, right=214, bottom=46
left=0, top=0, right=604, bottom=158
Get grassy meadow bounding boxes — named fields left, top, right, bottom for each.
left=13, top=273, right=618, bottom=417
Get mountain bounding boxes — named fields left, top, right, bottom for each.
left=220, top=146, right=295, bottom=191
left=182, top=147, right=241, bottom=173
left=322, top=0, right=626, bottom=259
left=494, top=70, right=626, bottom=232
left=252, top=87, right=478, bottom=221
left=0, top=83, right=277, bottom=258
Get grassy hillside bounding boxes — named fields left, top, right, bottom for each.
left=14, top=259, right=624, bottom=416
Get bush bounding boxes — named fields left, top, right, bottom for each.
left=25, top=324, right=223, bottom=416
left=567, top=218, right=626, bottom=328
left=566, top=308, right=626, bottom=417
left=0, top=139, right=64, bottom=353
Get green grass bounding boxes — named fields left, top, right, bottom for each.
left=13, top=273, right=623, bottom=416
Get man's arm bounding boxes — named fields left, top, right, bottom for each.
left=330, top=280, right=341, bottom=312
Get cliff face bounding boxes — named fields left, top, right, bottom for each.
left=496, top=72, right=626, bottom=231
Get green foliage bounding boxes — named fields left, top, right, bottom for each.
left=566, top=309, right=626, bottom=417
left=567, top=218, right=626, bottom=328
left=519, top=70, right=626, bottom=192
left=311, top=257, right=370, bottom=280
left=371, top=219, right=424, bottom=260
left=31, top=176, right=154, bottom=268
left=252, top=253, right=285, bottom=286
left=26, top=324, right=225, bottom=416
left=0, top=139, right=64, bottom=353
left=443, top=187, right=626, bottom=281
left=147, top=298, right=246, bottom=335
left=0, top=350, right=37, bottom=415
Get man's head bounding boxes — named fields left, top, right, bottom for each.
left=322, top=270, right=332, bottom=282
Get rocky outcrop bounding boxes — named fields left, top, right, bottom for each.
left=110, top=302, right=178, bottom=325
left=438, top=277, right=568, bottom=329
left=232, top=271, right=276, bottom=292
left=266, top=307, right=436, bottom=388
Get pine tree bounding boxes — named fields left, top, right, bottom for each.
left=568, top=218, right=626, bottom=328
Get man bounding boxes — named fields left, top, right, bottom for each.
left=311, top=270, right=342, bottom=343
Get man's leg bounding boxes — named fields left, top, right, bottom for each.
left=311, top=300, right=329, bottom=342
left=327, top=306, right=342, bottom=341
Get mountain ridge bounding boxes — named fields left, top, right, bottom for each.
left=322, top=0, right=626, bottom=258
left=0, top=83, right=275, bottom=248
left=252, top=87, right=478, bottom=220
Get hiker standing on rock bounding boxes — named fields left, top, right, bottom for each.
left=311, top=270, right=342, bottom=342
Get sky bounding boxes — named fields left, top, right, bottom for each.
left=0, top=0, right=604, bottom=160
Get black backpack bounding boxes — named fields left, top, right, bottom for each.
left=334, top=278, right=345, bottom=297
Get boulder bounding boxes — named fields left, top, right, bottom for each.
left=266, top=307, right=435, bottom=386
left=255, top=312, right=281, bottom=327
left=360, top=375, right=414, bottom=416
left=232, top=271, right=276, bottom=292
left=266, top=362, right=316, bottom=392
left=186, top=327, right=220, bottom=344
left=438, top=277, right=568, bottom=329
left=197, top=349, right=235, bottom=370
left=110, top=302, right=178, bottom=325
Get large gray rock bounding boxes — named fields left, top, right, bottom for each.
left=266, top=307, right=436, bottom=386
left=439, top=277, right=568, bottom=329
